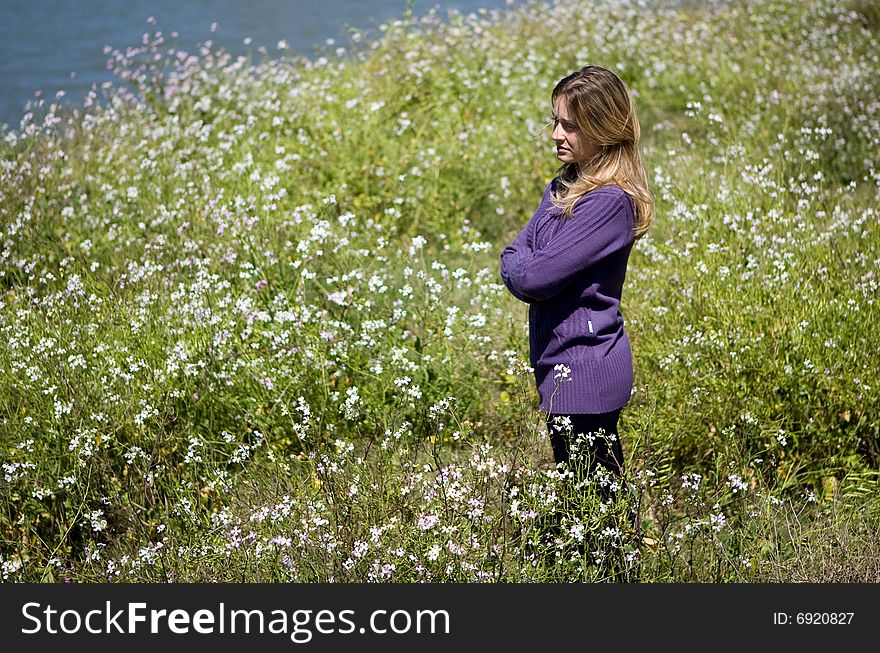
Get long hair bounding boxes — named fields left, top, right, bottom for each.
left=550, top=65, right=654, bottom=239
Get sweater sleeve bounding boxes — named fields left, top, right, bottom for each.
left=499, top=189, right=633, bottom=302
left=499, top=220, right=536, bottom=303
left=499, top=182, right=555, bottom=304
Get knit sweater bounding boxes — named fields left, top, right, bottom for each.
left=500, top=177, right=636, bottom=414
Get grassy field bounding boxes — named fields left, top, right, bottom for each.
left=1, top=0, right=878, bottom=582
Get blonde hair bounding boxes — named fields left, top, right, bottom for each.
left=550, top=65, right=654, bottom=239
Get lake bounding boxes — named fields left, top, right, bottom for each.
left=0, top=0, right=521, bottom=130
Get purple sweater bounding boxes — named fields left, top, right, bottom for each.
left=500, top=178, right=636, bottom=414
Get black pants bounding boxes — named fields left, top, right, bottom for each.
left=545, top=409, right=638, bottom=579
left=546, top=408, right=625, bottom=481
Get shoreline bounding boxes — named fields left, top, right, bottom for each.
left=1, top=0, right=521, bottom=135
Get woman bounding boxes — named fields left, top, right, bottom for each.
left=500, top=65, right=654, bottom=496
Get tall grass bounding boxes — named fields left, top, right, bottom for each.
left=1, top=0, right=878, bottom=582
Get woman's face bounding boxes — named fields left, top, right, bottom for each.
left=552, top=97, right=601, bottom=165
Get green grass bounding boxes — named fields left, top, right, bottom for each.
left=1, top=0, right=878, bottom=582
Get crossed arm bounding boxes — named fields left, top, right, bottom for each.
left=500, top=188, right=633, bottom=303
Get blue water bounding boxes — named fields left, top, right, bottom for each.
left=0, top=0, right=519, bottom=131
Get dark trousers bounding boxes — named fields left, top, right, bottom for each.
left=544, top=409, right=638, bottom=580
left=546, top=408, right=625, bottom=489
